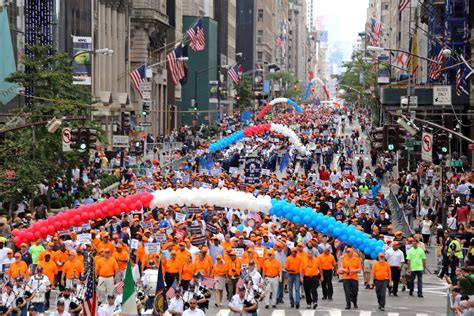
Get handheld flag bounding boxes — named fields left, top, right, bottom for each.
left=121, top=260, right=137, bottom=315
left=153, top=259, right=168, bottom=314
left=82, top=258, right=97, bottom=316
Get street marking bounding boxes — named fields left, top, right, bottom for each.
left=417, top=314, right=429, bottom=316
left=387, top=313, right=399, bottom=316
left=216, top=310, right=230, bottom=316
left=272, top=310, right=285, bottom=316
left=300, top=310, right=315, bottom=316
left=359, top=311, right=372, bottom=316
left=328, top=311, right=342, bottom=316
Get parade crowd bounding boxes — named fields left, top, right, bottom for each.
left=0, top=104, right=473, bottom=316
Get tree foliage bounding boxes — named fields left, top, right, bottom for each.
left=0, top=44, right=96, bottom=207
left=235, top=77, right=254, bottom=110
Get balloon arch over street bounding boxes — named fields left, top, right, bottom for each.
left=12, top=189, right=385, bottom=257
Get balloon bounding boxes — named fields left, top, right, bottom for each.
left=74, top=215, right=81, bottom=224
left=54, top=221, right=62, bottom=230
left=237, top=225, right=244, bottom=231
left=11, top=230, right=19, bottom=237
left=333, top=228, right=341, bottom=236
left=34, top=231, right=41, bottom=239
left=13, top=237, right=21, bottom=245
left=48, top=225, right=56, bottom=236
left=26, top=232, right=34, bottom=241
left=293, top=216, right=301, bottom=224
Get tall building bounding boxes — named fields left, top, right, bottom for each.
left=275, top=0, right=289, bottom=70
left=255, top=0, right=276, bottom=64
left=288, top=0, right=310, bottom=84
left=236, top=0, right=257, bottom=73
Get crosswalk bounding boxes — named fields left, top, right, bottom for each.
left=215, top=309, right=434, bottom=316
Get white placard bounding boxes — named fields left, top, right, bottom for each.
left=175, top=212, right=186, bottom=223
left=433, top=85, right=452, bottom=105
left=254, top=248, right=264, bottom=257
left=201, top=183, right=212, bottom=189
left=130, top=239, right=139, bottom=250
left=144, top=243, right=160, bottom=254
left=233, top=248, right=244, bottom=259
left=77, top=233, right=92, bottom=245
left=229, top=167, right=239, bottom=174
left=112, top=135, right=130, bottom=148
left=261, top=169, right=270, bottom=176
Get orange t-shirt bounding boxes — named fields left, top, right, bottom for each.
left=372, top=261, right=391, bottom=281
left=241, top=256, right=261, bottom=270
left=55, top=250, right=69, bottom=271
left=165, top=258, right=181, bottom=274
left=193, top=258, right=211, bottom=277
left=8, top=261, right=29, bottom=279
left=341, top=253, right=361, bottom=280
left=176, top=249, right=191, bottom=265
left=319, top=253, right=337, bottom=270
left=285, top=255, right=302, bottom=274
left=262, top=259, right=282, bottom=277
left=212, top=262, right=228, bottom=277
left=37, top=260, right=58, bottom=284
left=302, top=257, right=321, bottom=277
left=227, top=258, right=241, bottom=277
left=95, top=257, right=118, bottom=277
left=113, top=250, right=129, bottom=271
left=97, top=241, right=115, bottom=255
left=38, top=250, right=57, bottom=263
left=63, top=259, right=84, bottom=279
left=181, top=262, right=194, bottom=281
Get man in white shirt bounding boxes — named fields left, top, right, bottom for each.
left=168, top=288, right=184, bottom=316
left=182, top=298, right=205, bottom=316
left=98, top=295, right=119, bottom=316
left=141, top=261, right=158, bottom=310
left=29, top=266, right=51, bottom=314
left=229, top=286, right=246, bottom=316
left=0, top=240, right=12, bottom=266
left=51, top=300, right=71, bottom=316
left=385, top=241, right=405, bottom=296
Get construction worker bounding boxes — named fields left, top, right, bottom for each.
left=285, top=247, right=302, bottom=309
left=262, top=249, right=282, bottom=309
left=340, top=246, right=361, bottom=310
left=371, top=253, right=392, bottom=311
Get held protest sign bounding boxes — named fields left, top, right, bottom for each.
left=144, top=243, right=160, bottom=254
left=175, top=212, right=186, bottom=223
left=77, top=233, right=92, bottom=245
left=130, top=239, right=139, bottom=249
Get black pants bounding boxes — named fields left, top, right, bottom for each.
left=390, top=267, right=401, bottom=295
left=227, top=277, right=238, bottom=300
left=180, top=279, right=191, bottom=291
left=321, top=269, right=333, bottom=299
left=343, top=279, right=358, bottom=307
left=45, top=289, right=51, bottom=310
left=303, top=275, right=320, bottom=305
left=375, top=280, right=388, bottom=308
left=165, top=272, right=179, bottom=289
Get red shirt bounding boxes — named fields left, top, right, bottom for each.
left=457, top=205, right=469, bottom=222
left=319, top=170, right=330, bottom=181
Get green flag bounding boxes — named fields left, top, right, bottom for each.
left=121, top=260, right=137, bottom=315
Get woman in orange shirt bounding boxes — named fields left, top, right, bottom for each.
left=211, top=256, right=227, bottom=307
left=193, top=251, right=211, bottom=277
left=179, top=255, right=194, bottom=290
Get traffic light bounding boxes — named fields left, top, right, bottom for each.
left=70, top=128, right=88, bottom=150
left=134, top=140, right=144, bottom=155
left=121, top=112, right=131, bottom=132
left=234, top=95, right=241, bottom=102
left=142, top=102, right=150, bottom=116
left=386, top=125, right=397, bottom=151
left=88, top=129, right=97, bottom=149
left=371, top=127, right=385, bottom=150
left=436, top=133, right=449, bottom=154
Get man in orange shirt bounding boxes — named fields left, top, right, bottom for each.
left=340, top=246, right=361, bottom=310
left=55, top=243, right=68, bottom=290
left=319, top=246, right=337, bottom=300
left=62, top=252, right=83, bottom=289
left=301, top=251, right=323, bottom=309
left=226, top=251, right=241, bottom=301
left=95, top=248, right=118, bottom=304
left=113, top=244, right=129, bottom=281
left=285, top=248, right=302, bottom=308
left=370, top=253, right=392, bottom=311
left=8, top=253, right=30, bottom=281
left=164, top=251, right=181, bottom=290
left=262, top=249, right=281, bottom=309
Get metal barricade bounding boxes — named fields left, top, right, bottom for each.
left=388, top=191, right=415, bottom=236
left=424, top=245, right=442, bottom=274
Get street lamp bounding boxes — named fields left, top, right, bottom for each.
left=366, top=46, right=450, bottom=64
left=72, top=48, right=114, bottom=61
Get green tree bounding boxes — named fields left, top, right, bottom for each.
left=235, top=77, right=254, bottom=110
left=267, top=71, right=298, bottom=98
left=0, top=44, right=97, bottom=211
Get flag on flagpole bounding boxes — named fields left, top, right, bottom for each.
left=114, top=281, right=124, bottom=295
left=121, top=260, right=137, bottom=315
left=228, top=62, right=242, bottom=84
left=428, top=42, right=445, bottom=81
left=129, top=65, right=147, bottom=98
left=236, top=277, right=246, bottom=288
left=456, top=64, right=470, bottom=96
left=166, top=44, right=187, bottom=86
left=153, top=258, right=168, bottom=314
left=82, top=259, right=97, bottom=316
left=399, top=0, right=411, bottom=13
left=395, top=52, right=408, bottom=67
left=186, top=19, right=205, bottom=51
left=166, top=282, right=177, bottom=299
left=279, top=152, right=290, bottom=173
left=408, top=31, right=418, bottom=77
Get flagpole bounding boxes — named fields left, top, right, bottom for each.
left=407, top=2, right=412, bottom=113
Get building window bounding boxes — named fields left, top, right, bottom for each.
left=258, top=9, right=263, bottom=22
left=257, top=51, right=263, bottom=62
left=257, top=30, right=263, bottom=44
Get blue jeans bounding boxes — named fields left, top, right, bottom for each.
left=288, top=274, right=301, bottom=305
left=409, top=271, right=423, bottom=295
left=277, top=271, right=287, bottom=302
left=31, top=302, right=45, bottom=313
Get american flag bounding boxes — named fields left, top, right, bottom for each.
left=456, top=67, right=462, bottom=96
left=82, top=264, right=97, bottom=316
left=166, top=44, right=187, bottom=86
left=186, top=19, right=205, bottom=51
left=428, top=43, right=445, bottom=81
left=275, top=34, right=284, bottom=48
left=228, top=63, right=243, bottom=84
left=114, top=280, right=124, bottom=295
left=399, top=0, right=411, bottom=13
left=236, top=277, right=245, bottom=289
left=166, top=284, right=176, bottom=299
left=129, top=65, right=147, bottom=98
left=201, top=277, right=216, bottom=289
left=368, top=18, right=382, bottom=46
left=456, top=64, right=470, bottom=96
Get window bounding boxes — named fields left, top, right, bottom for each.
left=257, top=51, right=263, bottom=62
left=258, top=9, right=263, bottom=22
left=257, top=30, right=263, bottom=44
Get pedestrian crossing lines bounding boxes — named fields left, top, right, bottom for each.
left=215, top=309, right=435, bottom=316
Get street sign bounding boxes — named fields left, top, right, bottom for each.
left=112, top=135, right=130, bottom=148
left=400, top=96, right=418, bottom=108
left=139, top=82, right=151, bottom=90
left=62, top=128, right=72, bottom=152
left=450, top=160, right=463, bottom=167
left=139, top=122, right=152, bottom=127
left=142, top=91, right=151, bottom=101
left=421, top=131, right=433, bottom=162
left=433, top=85, right=451, bottom=105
